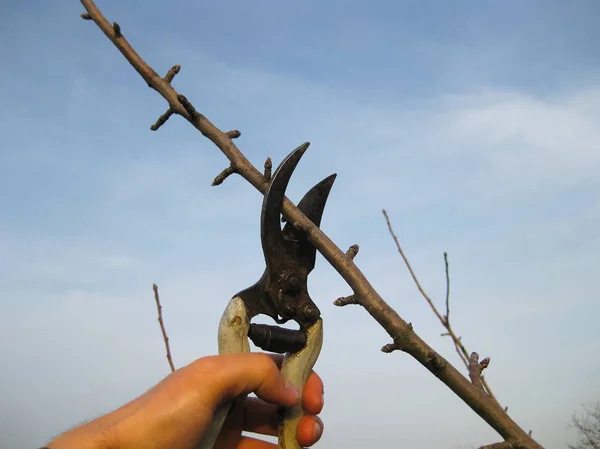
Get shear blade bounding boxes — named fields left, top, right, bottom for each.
left=260, top=143, right=310, bottom=262
left=282, top=173, right=336, bottom=272
left=261, top=143, right=336, bottom=275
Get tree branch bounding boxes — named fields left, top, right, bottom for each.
left=382, top=209, right=502, bottom=406
left=152, top=284, right=175, bottom=372
left=78, top=2, right=543, bottom=447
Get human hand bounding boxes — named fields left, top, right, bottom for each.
left=45, top=353, right=324, bottom=449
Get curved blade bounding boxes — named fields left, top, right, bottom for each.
left=261, top=143, right=310, bottom=267
left=283, top=173, right=336, bottom=272
left=296, top=173, right=336, bottom=229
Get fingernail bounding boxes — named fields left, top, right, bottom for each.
left=313, top=418, right=324, bottom=440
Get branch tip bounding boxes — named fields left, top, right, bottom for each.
left=226, top=130, right=241, bottom=139
left=80, top=13, right=92, bottom=20
left=150, top=108, right=174, bottom=131
left=444, top=251, right=451, bottom=323
left=334, top=295, right=360, bottom=306
left=112, top=22, right=121, bottom=37
left=164, top=64, right=181, bottom=83
left=212, top=165, right=237, bottom=186
left=346, top=244, right=359, bottom=260
left=263, top=157, right=273, bottom=181
left=381, top=343, right=398, bottom=353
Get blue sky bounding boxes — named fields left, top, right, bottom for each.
left=1, top=1, right=599, bottom=448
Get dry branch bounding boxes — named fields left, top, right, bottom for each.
left=78, top=2, right=543, bottom=447
left=152, top=284, right=175, bottom=372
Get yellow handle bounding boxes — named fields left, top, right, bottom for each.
left=278, top=319, right=323, bottom=449
left=196, top=296, right=250, bottom=449
left=196, top=298, right=322, bottom=449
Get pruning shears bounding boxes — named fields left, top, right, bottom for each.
left=198, top=143, right=335, bottom=449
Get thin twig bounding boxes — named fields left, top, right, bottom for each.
left=152, top=283, right=175, bottom=372
left=444, top=252, right=450, bottom=323
left=78, top=4, right=543, bottom=447
left=382, top=209, right=501, bottom=406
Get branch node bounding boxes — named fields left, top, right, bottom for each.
left=113, top=22, right=122, bottom=37
left=468, top=352, right=490, bottom=391
left=80, top=13, right=92, bottom=20
left=226, top=130, right=241, bottom=139
left=263, top=157, right=272, bottom=181
left=427, top=351, right=448, bottom=373
left=177, top=94, right=200, bottom=120
left=164, top=64, right=181, bottom=83
left=478, top=439, right=518, bottom=449
left=334, top=295, right=359, bottom=307
left=382, top=323, right=414, bottom=353
left=346, top=244, right=359, bottom=260
left=150, top=108, right=174, bottom=131
left=212, top=165, right=237, bottom=186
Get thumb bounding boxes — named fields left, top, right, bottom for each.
left=193, top=353, right=300, bottom=407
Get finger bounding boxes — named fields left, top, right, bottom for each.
left=237, top=435, right=278, bottom=449
left=215, top=396, right=246, bottom=449
left=297, top=415, right=324, bottom=447
left=302, top=371, right=324, bottom=415
left=243, top=397, right=279, bottom=436
left=195, top=353, right=300, bottom=408
left=242, top=404, right=324, bottom=447
left=266, top=353, right=284, bottom=368
left=243, top=372, right=324, bottom=435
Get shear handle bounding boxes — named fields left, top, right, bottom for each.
left=278, top=318, right=323, bottom=449
left=196, top=297, right=323, bottom=449
left=196, top=296, right=250, bottom=449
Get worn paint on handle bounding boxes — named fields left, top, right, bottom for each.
left=196, top=296, right=250, bottom=449
left=278, top=319, right=323, bottom=449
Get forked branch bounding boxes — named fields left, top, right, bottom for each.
left=78, top=2, right=543, bottom=447
left=382, top=209, right=501, bottom=407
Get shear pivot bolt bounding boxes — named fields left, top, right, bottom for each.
left=284, top=273, right=301, bottom=292
left=302, top=305, right=318, bottom=320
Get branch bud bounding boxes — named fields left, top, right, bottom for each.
left=346, top=244, right=359, bottom=260
left=212, top=165, right=237, bottom=186
left=150, top=109, right=174, bottom=131
left=164, top=64, right=181, bottom=83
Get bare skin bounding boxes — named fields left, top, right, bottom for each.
left=45, top=353, right=324, bottom=449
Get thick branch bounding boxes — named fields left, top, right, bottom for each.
left=78, top=3, right=543, bottom=447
